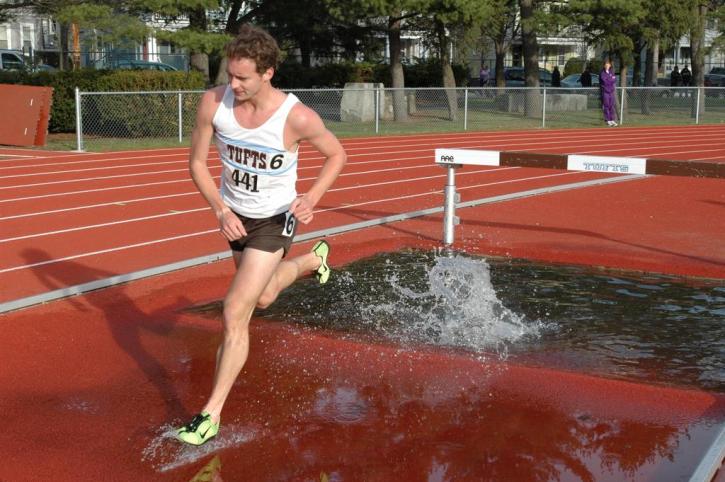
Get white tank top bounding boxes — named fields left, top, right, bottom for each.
left=213, top=86, right=300, bottom=218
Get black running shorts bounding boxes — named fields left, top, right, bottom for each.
left=227, top=210, right=297, bottom=257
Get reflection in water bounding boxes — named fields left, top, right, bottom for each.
left=177, top=249, right=725, bottom=480
left=167, top=319, right=724, bottom=481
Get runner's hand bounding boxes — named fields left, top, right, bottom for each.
left=217, top=207, right=246, bottom=241
left=289, top=195, right=314, bottom=224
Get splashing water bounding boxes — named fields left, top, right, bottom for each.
left=141, top=423, right=260, bottom=473
left=360, top=251, right=538, bottom=355
left=259, top=249, right=542, bottom=358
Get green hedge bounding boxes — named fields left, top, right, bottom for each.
left=0, top=69, right=205, bottom=133
left=274, top=59, right=469, bottom=89
left=564, top=58, right=603, bottom=78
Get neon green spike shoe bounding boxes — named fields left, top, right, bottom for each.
left=312, top=240, right=331, bottom=284
left=177, top=412, right=219, bottom=446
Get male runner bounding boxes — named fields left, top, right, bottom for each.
left=178, top=24, right=347, bottom=445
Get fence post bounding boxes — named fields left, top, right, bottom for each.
left=463, top=88, right=468, bottom=131
left=375, top=87, right=380, bottom=134
left=542, top=87, right=547, bottom=128
left=619, top=86, right=626, bottom=125
left=695, top=88, right=701, bottom=125
left=75, top=87, right=84, bottom=152
left=177, top=91, right=183, bottom=143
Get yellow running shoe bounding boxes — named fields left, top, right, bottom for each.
left=177, top=412, right=219, bottom=446
left=312, top=240, right=331, bottom=284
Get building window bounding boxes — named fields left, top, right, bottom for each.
left=23, top=26, right=32, bottom=50
left=0, top=26, right=7, bottom=49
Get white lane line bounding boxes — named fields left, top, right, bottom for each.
left=3, top=127, right=723, bottom=170
left=0, top=166, right=194, bottom=190
left=0, top=229, right=218, bottom=274
left=0, top=192, right=198, bottom=220
left=0, top=161, right=500, bottom=219
left=0, top=150, right=191, bottom=165
left=0, top=167, right=509, bottom=239
left=0, top=156, right=436, bottom=203
left=315, top=171, right=579, bottom=213
left=0, top=159, right=190, bottom=178
left=0, top=208, right=209, bottom=243
left=0, top=170, right=585, bottom=274
left=0, top=177, right=202, bottom=203
left=0, top=153, right=434, bottom=190
left=559, top=145, right=725, bottom=158
left=325, top=167, right=518, bottom=194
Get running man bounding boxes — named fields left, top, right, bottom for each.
left=178, top=24, right=347, bottom=445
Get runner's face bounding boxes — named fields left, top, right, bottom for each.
left=226, top=57, right=273, bottom=101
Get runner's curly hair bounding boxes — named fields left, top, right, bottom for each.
left=225, top=24, right=281, bottom=74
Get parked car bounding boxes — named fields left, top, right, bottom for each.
left=114, top=60, right=178, bottom=71
left=0, top=49, right=56, bottom=72
left=704, top=67, right=725, bottom=87
left=560, top=73, right=600, bottom=88
left=560, top=71, right=635, bottom=89
left=0, top=49, right=25, bottom=70
left=483, top=67, right=553, bottom=87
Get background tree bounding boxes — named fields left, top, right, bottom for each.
left=327, top=0, right=427, bottom=122
left=129, top=0, right=226, bottom=83
left=479, top=0, right=520, bottom=87
left=635, top=0, right=693, bottom=113
left=569, top=0, right=647, bottom=117
left=414, top=0, right=490, bottom=120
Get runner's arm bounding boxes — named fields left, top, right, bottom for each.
left=287, top=104, right=347, bottom=223
left=189, top=89, right=246, bottom=239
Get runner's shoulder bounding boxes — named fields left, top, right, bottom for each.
left=287, top=102, right=324, bottom=137
left=202, top=85, right=227, bottom=105
left=198, top=86, right=227, bottom=120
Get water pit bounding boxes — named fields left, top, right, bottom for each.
left=179, top=249, right=724, bottom=480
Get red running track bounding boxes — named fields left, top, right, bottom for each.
left=0, top=231, right=723, bottom=481
left=1, top=125, right=724, bottom=481
left=1, top=124, right=725, bottom=306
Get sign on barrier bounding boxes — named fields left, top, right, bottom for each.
left=568, top=155, right=647, bottom=175
left=435, top=148, right=500, bottom=166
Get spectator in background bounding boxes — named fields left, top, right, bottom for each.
left=552, top=66, right=561, bottom=87
left=599, top=59, right=618, bottom=127
left=580, top=65, right=592, bottom=87
left=681, top=64, right=692, bottom=86
left=479, top=65, right=490, bottom=87
left=671, top=65, right=682, bottom=87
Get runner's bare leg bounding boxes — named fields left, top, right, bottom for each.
left=202, top=248, right=284, bottom=422
left=256, top=249, right=322, bottom=309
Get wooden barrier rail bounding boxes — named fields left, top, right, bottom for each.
left=435, top=148, right=724, bottom=245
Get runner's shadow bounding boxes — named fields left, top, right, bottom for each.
left=20, top=248, right=190, bottom=421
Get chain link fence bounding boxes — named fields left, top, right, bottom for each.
left=74, top=86, right=725, bottom=151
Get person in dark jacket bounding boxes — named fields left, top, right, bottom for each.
left=671, top=66, right=682, bottom=87
left=599, top=59, right=617, bottom=126
left=580, top=65, right=592, bottom=87
left=681, top=65, right=692, bottom=86
left=552, top=66, right=561, bottom=87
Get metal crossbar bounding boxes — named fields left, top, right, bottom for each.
left=434, top=147, right=724, bottom=245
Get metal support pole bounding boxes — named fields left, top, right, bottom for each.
left=542, top=87, right=547, bottom=128
left=374, top=87, right=380, bottom=134
left=695, top=88, right=701, bottom=125
left=463, top=88, right=468, bottom=131
left=619, top=86, right=626, bottom=125
left=177, top=91, right=183, bottom=143
left=75, top=87, right=83, bottom=152
left=443, top=165, right=461, bottom=245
